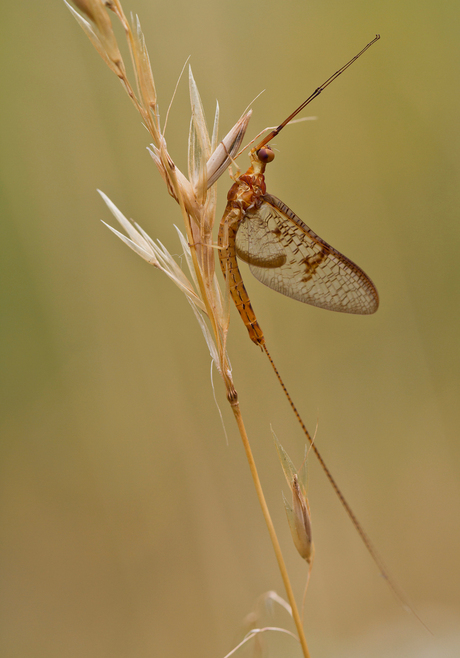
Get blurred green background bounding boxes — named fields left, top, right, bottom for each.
left=1, top=1, right=459, bottom=656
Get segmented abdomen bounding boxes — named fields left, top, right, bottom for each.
left=218, top=207, right=265, bottom=346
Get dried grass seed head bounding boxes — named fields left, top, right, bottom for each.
left=68, top=0, right=124, bottom=73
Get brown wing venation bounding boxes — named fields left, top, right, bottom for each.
left=237, top=194, right=378, bottom=315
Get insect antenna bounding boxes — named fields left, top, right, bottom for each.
left=256, top=34, right=380, bottom=150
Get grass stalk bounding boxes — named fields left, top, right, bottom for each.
left=230, top=399, right=311, bottom=658
left=67, top=1, right=317, bottom=652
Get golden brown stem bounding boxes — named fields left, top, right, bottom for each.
left=230, top=400, right=311, bottom=658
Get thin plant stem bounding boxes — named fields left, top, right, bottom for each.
left=301, top=562, right=313, bottom=625
left=230, top=399, right=311, bottom=658
left=167, top=164, right=234, bottom=393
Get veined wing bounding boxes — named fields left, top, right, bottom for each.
left=235, top=193, right=379, bottom=315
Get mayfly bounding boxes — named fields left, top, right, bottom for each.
left=217, top=35, right=420, bottom=617
left=218, top=36, right=380, bottom=348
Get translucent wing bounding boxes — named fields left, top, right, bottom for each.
left=235, top=193, right=379, bottom=314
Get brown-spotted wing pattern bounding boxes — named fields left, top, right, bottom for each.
left=235, top=193, right=379, bottom=315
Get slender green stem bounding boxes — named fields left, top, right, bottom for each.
left=230, top=400, right=311, bottom=658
